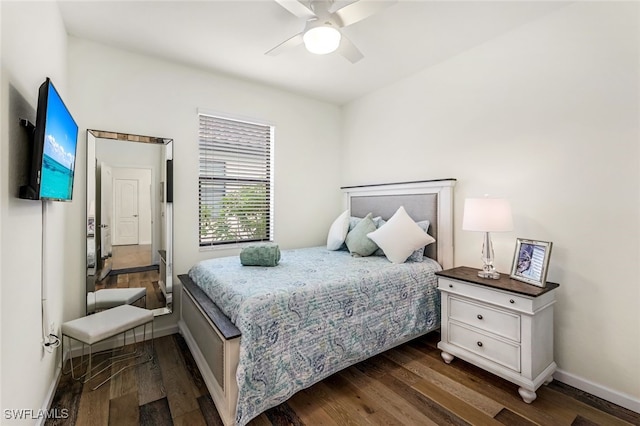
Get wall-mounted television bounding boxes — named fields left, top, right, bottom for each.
left=20, top=77, right=79, bottom=201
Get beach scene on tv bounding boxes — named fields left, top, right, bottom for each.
left=40, top=85, right=78, bottom=200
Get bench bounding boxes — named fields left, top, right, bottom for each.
left=62, top=304, right=153, bottom=389
left=86, top=287, right=146, bottom=313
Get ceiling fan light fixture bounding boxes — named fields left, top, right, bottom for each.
left=303, top=25, right=341, bottom=55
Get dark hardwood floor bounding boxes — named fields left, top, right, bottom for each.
left=46, top=332, right=639, bottom=426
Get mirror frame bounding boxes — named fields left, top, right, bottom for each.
left=86, top=129, right=173, bottom=316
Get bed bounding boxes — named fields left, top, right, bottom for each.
left=178, top=179, right=456, bottom=425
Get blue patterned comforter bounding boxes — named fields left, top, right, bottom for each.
left=188, top=246, right=442, bottom=425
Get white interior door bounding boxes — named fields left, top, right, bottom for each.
left=100, top=164, right=113, bottom=257
left=114, top=178, right=139, bottom=245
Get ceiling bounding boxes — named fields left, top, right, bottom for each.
left=58, top=1, right=568, bottom=105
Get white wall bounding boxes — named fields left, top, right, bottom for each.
left=67, top=38, right=342, bottom=329
left=342, top=2, right=639, bottom=407
left=0, top=2, right=73, bottom=422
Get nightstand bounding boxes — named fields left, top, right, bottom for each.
left=436, top=266, right=559, bottom=403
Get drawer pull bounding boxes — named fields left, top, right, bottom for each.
left=509, top=299, right=515, bottom=304
left=477, top=341, right=483, bottom=347
left=477, top=314, right=483, bottom=320
left=449, top=284, right=453, bottom=288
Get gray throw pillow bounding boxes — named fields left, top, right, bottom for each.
left=345, top=213, right=379, bottom=257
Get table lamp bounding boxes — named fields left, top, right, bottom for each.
left=462, top=197, right=513, bottom=279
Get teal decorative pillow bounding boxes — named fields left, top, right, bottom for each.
left=343, top=215, right=384, bottom=252
left=345, top=213, right=379, bottom=257
left=240, top=243, right=281, bottom=266
left=349, top=215, right=384, bottom=232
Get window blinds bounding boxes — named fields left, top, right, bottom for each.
left=198, top=113, right=273, bottom=246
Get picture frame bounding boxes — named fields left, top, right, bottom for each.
left=510, top=238, right=553, bottom=287
left=87, top=217, right=95, bottom=237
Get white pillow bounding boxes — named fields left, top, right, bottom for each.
left=367, top=206, right=436, bottom=264
left=326, top=210, right=350, bottom=250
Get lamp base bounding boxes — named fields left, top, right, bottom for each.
left=478, top=232, right=500, bottom=279
left=477, top=270, right=500, bottom=279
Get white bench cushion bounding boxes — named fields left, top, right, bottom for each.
left=62, top=305, right=153, bottom=345
left=87, top=288, right=147, bottom=313
left=96, top=288, right=146, bottom=309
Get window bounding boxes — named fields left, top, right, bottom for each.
left=198, top=113, right=273, bottom=247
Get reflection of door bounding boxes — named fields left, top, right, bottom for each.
left=100, top=164, right=113, bottom=257
left=114, top=179, right=139, bottom=245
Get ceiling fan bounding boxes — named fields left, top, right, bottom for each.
left=266, top=0, right=397, bottom=63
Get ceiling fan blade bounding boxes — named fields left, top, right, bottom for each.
left=273, top=0, right=316, bottom=19
left=265, top=32, right=304, bottom=56
left=333, top=0, right=397, bottom=27
left=337, top=34, right=364, bottom=63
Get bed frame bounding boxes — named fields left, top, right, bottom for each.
left=178, top=179, right=456, bottom=425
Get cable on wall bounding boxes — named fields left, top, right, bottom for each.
left=41, top=201, right=60, bottom=353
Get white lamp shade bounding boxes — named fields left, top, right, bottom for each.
left=462, top=198, right=513, bottom=232
left=303, top=26, right=341, bottom=55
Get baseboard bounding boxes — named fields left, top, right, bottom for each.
left=554, top=369, right=640, bottom=413
left=36, top=362, right=63, bottom=426
left=109, top=264, right=159, bottom=276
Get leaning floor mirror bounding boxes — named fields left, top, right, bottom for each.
left=86, top=129, right=173, bottom=316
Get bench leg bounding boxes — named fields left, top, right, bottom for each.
left=90, top=321, right=154, bottom=390
left=67, top=341, right=89, bottom=381
left=63, top=320, right=154, bottom=391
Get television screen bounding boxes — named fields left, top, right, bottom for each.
left=38, top=80, right=78, bottom=201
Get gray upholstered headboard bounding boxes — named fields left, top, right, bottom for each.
left=350, top=193, right=439, bottom=260
left=342, top=179, right=456, bottom=269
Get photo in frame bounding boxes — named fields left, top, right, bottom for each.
left=87, top=217, right=95, bottom=237
left=510, top=238, right=552, bottom=287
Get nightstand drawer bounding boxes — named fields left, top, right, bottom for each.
left=439, top=278, right=533, bottom=313
left=449, top=297, right=520, bottom=342
left=449, top=322, right=521, bottom=372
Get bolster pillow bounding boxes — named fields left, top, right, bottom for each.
left=240, top=243, right=281, bottom=267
